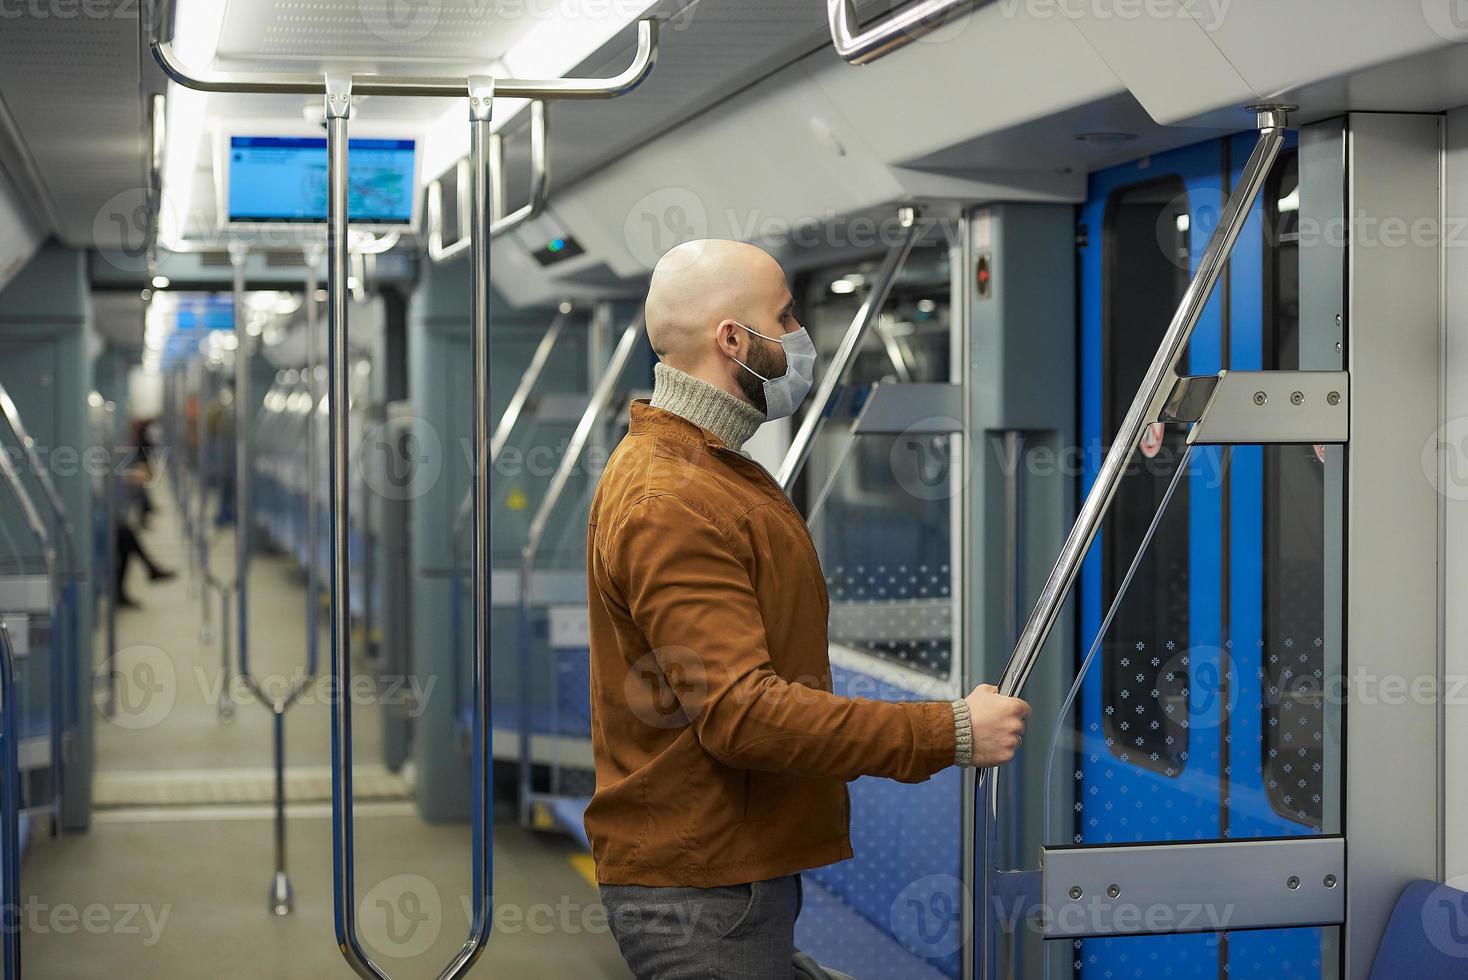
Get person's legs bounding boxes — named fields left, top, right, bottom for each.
left=599, top=875, right=800, bottom=979
left=116, top=524, right=142, bottom=607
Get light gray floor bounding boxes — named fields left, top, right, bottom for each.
left=22, top=481, right=631, bottom=979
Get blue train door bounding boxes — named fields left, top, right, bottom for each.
left=1066, top=130, right=1337, bottom=978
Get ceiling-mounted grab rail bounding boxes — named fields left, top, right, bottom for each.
left=147, top=1, right=658, bottom=974
left=427, top=159, right=473, bottom=263
left=776, top=207, right=920, bottom=492
left=827, top=0, right=978, bottom=65
left=992, top=104, right=1291, bottom=705
left=430, top=101, right=551, bottom=262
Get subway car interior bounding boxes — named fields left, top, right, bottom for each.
left=0, top=0, right=1467, bottom=977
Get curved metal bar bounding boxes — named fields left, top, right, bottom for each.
left=148, top=0, right=659, bottom=100
left=322, top=82, right=393, bottom=980
left=517, top=312, right=642, bottom=825
left=451, top=303, right=574, bottom=552
left=426, top=159, right=472, bottom=263
left=827, top=0, right=978, bottom=66
left=430, top=101, right=551, bottom=262
left=0, top=384, right=80, bottom=585
left=0, top=618, right=20, bottom=980
left=492, top=101, right=550, bottom=238
left=775, top=207, right=919, bottom=491
left=994, top=106, right=1290, bottom=703
left=0, top=437, right=61, bottom=820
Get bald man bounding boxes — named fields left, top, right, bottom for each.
left=586, top=240, right=1029, bottom=978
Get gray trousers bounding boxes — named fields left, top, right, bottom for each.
left=599, top=875, right=803, bottom=979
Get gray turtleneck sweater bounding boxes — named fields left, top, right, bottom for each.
left=645, top=361, right=975, bottom=767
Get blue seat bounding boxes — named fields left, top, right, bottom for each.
left=1369, top=879, right=1468, bottom=978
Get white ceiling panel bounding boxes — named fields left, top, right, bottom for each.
left=0, top=1, right=146, bottom=251
left=213, top=0, right=541, bottom=71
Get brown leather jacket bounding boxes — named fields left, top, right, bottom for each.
left=584, top=402, right=958, bottom=887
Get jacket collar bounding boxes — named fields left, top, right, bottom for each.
left=628, top=400, right=729, bottom=449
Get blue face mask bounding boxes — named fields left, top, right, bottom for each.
left=729, top=322, right=817, bottom=420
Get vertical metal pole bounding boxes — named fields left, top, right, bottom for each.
left=0, top=620, right=20, bottom=980
left=232, top=245, right=251, bottom=681
left=323, top=74, right=391, bottom=980
left=218, top=582, right=234, bottom=722
left=463, top=72, right=496, bottom=962
left=305, top=249, right=321, bottom=678
left=196, top=361, right=211, bottom=642
left=271, top=704, right=289, bottom=915
left=103, top=403, right=119, bottom=718
left=995, top=429, right=1023, bottom=980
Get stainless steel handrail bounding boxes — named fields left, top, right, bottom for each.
left=148, top=0, right=658, bottom=99
left=229, top=246, right=319, bottom=916
left=100, top=400, right=120, bottom=718
left=516, top=311, right=642, bottom=824
left=993, top=105, right=1290, bottom=703
left=151, top=2, right=659, bottom=968
left=776, top=207, right=919, bottom=492
left=430, top=101, right=551, bottom=262
left=827, top=0, right=978, bottom=65
left=0, top=381, right=75, bottom=821
left=0, top=618, right=20, bottom=980
left=0, top=431, right=61, bottom=821
left=491, top=101, right=550, bottom=238
left=450, top=303, right=575, bottom=551
left=426, top=159, right=472, bottom=263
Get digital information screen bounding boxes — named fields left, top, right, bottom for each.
left=227, top=136, right=416, bottom=224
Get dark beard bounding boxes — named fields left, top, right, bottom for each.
left=736, top=335, right=784, bottom=417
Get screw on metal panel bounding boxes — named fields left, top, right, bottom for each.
left=1069, top=886, right=1083, bottom=900
left=1254, top=391, right=1268, bottom=406
left=1327, top=391, right=1341, bottom=406
left=1290, top=391, right=1304, bottom=406
left=1335, top=342, right=1343, bottom=353
left=1335, top=314, right=1342, bottom=326
left=1287, top=876, right=1301, bottom=890
left=1107, top=884, right=1121, bottom=899
left=1324, top=875, right=1338, bottom=888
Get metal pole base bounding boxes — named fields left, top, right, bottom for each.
left=269, top=871, right=293, bottom=916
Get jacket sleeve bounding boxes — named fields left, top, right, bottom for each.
left=607, top=493, right=957, bottom=783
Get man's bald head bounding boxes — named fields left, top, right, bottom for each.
left=645, top=240, right=790, bottom=367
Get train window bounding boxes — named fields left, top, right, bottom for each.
left=795, top=248, right=956, bottom=677
left=1100, top=178, right=1193, bottom=776
left=1261, top=152, right=1327, bottom=829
